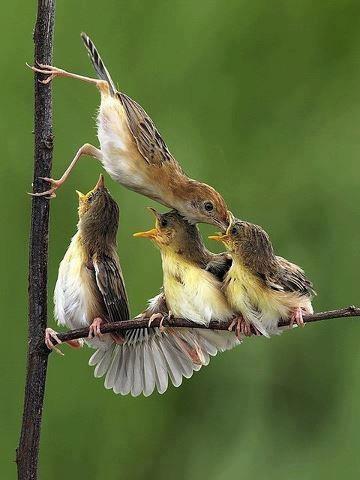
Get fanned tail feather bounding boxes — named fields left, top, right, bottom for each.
left=81, top=32, right=117, bottom=95
left=88, top=327, right=240, bottom=397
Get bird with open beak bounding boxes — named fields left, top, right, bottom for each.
left=28, top=33, right=229, bottom=231
left=209, top=214, right=316, bottom=336
left=45, top=174, right=129, bottom=354
left=88, top=208, right=239, bottom=397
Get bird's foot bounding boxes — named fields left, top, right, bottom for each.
left=290, top=307, right=305, bottom=328
left=27, top=62, right=106, bottom=87
left=148, top=313, right=164, bottom=328
left=27, top=63, right=69, bottom=84
left=88, top=317, right=104, bottom=338
left=45, top=328, right=64, bottom=356
left=228, top=315, right=252, bottom=339
left=28, top=177, right=63, bottom=199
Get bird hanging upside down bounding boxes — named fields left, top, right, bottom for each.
left=209, top=214, right=316, bottom=336
left=28, top=33, right=229, bottom=230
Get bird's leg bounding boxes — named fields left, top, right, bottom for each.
left=88, top=317, right=104, bottom=338
left=147, top=313, right=164, bottom=328
left=27, top=63, right=108, bottom=89
left=45, top=328, right=83, bottom=355
left=29, top=143, right=102, bottom=198
left=228, top=315, right=251, bottom=339
left=290, top=307, right=305, bottom=328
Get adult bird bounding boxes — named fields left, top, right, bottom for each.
left=28, top=33, right=229, bottom=230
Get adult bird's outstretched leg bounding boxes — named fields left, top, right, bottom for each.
left=27, top=63, right=108, bottom=89
left=29, top=143, right=103, bottom=198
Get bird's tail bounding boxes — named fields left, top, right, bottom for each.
left=80, top=32, right=117, bottom=95
left=88, top=327, right=239, bottom=397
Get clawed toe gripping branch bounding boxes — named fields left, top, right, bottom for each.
left=48, top=306, right=360, bottom=346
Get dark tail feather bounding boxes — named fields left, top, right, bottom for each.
left=80, top=32, right=116, bottom=95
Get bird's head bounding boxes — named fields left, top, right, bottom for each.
left=209, top=212, right=274, bottom=264
left=181, top=181, right=230, bottom=231
left=77, top=174, right=119, bottom=247
left=133, top=208, right=201, bottom=255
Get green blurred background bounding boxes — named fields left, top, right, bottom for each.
left=2, top=0, right=360, bottom=478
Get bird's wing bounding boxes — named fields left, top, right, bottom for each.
left=261, top=256, right=315, bottom=296
left=93, top=254, right=130, bottom=323
left=119, top=93, right=181, bottom=167
left=205, top=253, right=232, bottom=282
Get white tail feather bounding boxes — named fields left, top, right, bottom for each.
left=88, top=327, right=240, bottom=397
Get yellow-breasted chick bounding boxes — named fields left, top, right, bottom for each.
left=134, top=209, right=237, bottom=325
left=28, top=34, right=229, bottom=230
left=89, top=208, right=239, bottom=396
left=45, top=174, right=129, bottom=354
left=209, top=215, right=316, bottom=336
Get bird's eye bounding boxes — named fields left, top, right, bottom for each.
left=204, top=201, right=214, bottom=212
left=160, top=218, right=168, bottom=228
left=230, top=226, right=238, bottom=236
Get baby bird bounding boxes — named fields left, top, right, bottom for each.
left=209, top=216, right=315, bottom=336
left=45, top=174, right=129, bottom=353
left=29, top=33, right=229, bottom=230
left=90, top=209, right=239, bottom=397
left=134, top=209, right=236, bottom=326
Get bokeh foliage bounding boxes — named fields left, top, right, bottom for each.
left=2, top=1, right=360, bottom=478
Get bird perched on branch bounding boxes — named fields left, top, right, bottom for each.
left=209, top=215, right=315, bottom=336
left=28, top=33, right=229, bottom=230
left=45, top=174, right=129, bottom=354
left=89, top=208, right=240, bottom=397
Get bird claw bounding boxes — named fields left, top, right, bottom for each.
left=45, top=328, right=64, bottom=356
left=88, top=318, right=104, bottom=338
left=289, top=307, right=305, bottom=328
left=28, top=177, right=62, bottom=199
left=148, top=313, right=164, bottom=328
left=228, top=315, right=251, bottom=339
left=27, top=63, right=66, bottom=84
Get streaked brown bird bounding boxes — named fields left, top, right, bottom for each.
left=45, top=174, right=129, bottom=354
left=28, top=33, right=229, bottom=230
left=209, top=215, right=316, bottom=336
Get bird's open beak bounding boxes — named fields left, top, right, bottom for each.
left=94, top=173, right=105, bottom=190
left=133, top=228, right=158, bottom=239
left=208, top=234, right=229, bottom=243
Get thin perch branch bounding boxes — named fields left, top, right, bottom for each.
left=52, top=305, right=360, bottom=345
left=16, top=1, right=56, bottom=479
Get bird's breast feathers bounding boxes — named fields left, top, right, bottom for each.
left=54, top=235, right=103, bottom=330
left=224, top=262, right=313, bottom=330
left=161, top=251, right=233, bottom=325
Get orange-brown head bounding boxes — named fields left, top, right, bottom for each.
left=176, top=180, right=230, bottom=231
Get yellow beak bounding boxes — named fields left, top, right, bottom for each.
left=208, top=234, right=229, bottom=243
left=76, top=190, right=86, bottom=201
left=133, top=228, right=158, bottom=239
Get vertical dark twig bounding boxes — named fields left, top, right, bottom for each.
left=16, top=1, right=56, bottom=479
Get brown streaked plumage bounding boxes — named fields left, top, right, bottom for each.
left=45, top=174, right=129, bottom=353
left=209, top=216, right=315, bottom=336
left=28, top=34, right=229, bottom=230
